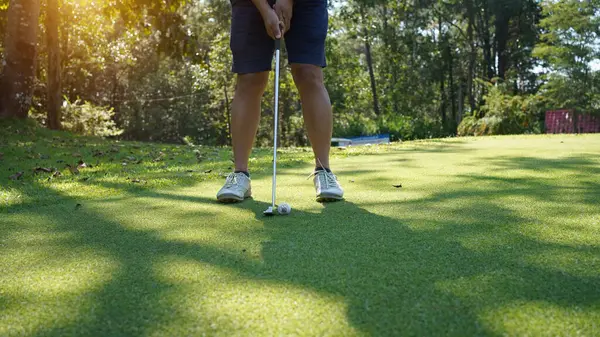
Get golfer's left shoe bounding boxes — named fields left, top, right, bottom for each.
left=312, top=169, right=344, bottom=202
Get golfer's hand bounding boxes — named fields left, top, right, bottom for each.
left=261, top=8, right=282, bottom=40
left=274, top=0, right=293, bottom=34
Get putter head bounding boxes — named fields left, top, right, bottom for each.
left=263, top=206, right=275, bottom=216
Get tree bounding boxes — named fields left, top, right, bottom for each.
left=46, top=0, right=62, bottom=129
left=0, top=0, right=41, bottom=119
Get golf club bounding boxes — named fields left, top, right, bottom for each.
left=264, top=38, right=281, bottom=216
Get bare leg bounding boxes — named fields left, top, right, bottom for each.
left=291, top=64, right=332, bottom=169
left=231, top=72, right=269, bottom=172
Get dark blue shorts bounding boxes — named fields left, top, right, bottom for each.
left=229, top=0, right=328, bottom=74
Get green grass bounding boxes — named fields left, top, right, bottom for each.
left=1, top=120, right=600, bottom=336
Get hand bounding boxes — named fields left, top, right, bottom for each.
left=260, top=7, right=282, bottom=40
left=274, top=0, right=293, bottom=34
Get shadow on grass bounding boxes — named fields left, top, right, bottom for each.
left=2, top=154, right=599, bottom=336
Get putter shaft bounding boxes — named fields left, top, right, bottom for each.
left=271, top=40, right=281, bottom=210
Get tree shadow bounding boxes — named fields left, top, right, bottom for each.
left=2, top=176, right=599, bottom=336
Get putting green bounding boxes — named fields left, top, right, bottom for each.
left=1, top=126, right=600, bottom=336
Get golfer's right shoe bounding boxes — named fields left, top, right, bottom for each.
left=311, top=170, right=344, bottom=202
left=217, top=172, right=252, bottom=203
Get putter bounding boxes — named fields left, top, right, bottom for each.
left=264, top=38, right=281, bottom=216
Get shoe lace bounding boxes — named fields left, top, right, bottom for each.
left=308, top=170, right=338, bottom=189
left=224, top=173, right=240, bottom=188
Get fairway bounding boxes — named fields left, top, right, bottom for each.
left=1, top=129, right=600, bottom=336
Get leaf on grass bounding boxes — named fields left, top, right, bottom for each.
left=131, top=178, right=141, bottom=183
left=153, top=152, right=165, bottom=162
left=77, top=160, right=91, bottom=169
left=33, top=167, right=53, bottom=173
left=9, top=172, right=24, bottom=180
left=393, top=184, right=403, bottom=188
left=52, top=171, right=62, bottom=178
left=66, top=164, right=80, bottom=175
left=122, top=162, right=128, bottom=166
left=204, top=169, right=213, bottom=174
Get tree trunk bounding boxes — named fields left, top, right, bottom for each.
left=466, top=0, right=476, bottom=113
left=365, top=39, right=380, bottom=116
left=361, top=7, right=379, bottom=116
left=480, top=0, right=494, bottom=80
left=495, top=9, right=510, bottom=80
left=46, top=0, right=62, bottom=129
left=438, top=18, right=447, bottom=129
left=448, top=43, right=456, bottom=132
left=0, top=0, right=41, bottom=119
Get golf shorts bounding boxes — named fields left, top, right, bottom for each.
left=229, top=0, right=328, bottom=74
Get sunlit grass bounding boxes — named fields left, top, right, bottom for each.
left=1, top=121, right=599, bottom=336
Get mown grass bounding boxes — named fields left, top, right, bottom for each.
left=1, top=119, right=599, bottom=336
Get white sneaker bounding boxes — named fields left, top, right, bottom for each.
left=217, top=172, right=252, bottom=203
left=311, top=170, right=344, bottom=202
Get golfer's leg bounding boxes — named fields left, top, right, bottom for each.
left=231, top=72, right=269, bottom=172
left=285, top=0, right=329, bottom=169
left=291, top=65, right=332, bottom=169
left=230, top=0, right=275, bottom=172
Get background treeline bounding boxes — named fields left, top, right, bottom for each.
left=1, top=0, right=599, bottom=145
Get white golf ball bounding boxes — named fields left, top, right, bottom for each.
left=277, top=203, right=292, bottom=215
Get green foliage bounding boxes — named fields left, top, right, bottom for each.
left=61, top=98, right=123, bottom=137
left=458, top=83, right=546, bottom=136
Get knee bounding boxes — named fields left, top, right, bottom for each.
left=291, top=64, right=324, bottom=90
left=235, top=72, right=269, bottom=96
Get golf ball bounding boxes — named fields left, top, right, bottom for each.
left=278, top=203, right=292, bottom=215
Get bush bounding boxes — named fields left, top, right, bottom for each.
left=458, top=83, right=545, bottom=136
left=333, top=113, right=379, bottom=138
left=61, top=98, right=123, bottom=137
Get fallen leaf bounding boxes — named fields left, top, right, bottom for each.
left=52, top=171, right=62, bottom=178
left=131, top=178, right=141, bottom=183
left=34, top=167, right=53, bottom=173
left=9, top=172, right=24, bottom=180
left=393, top=184, right=403, bottom=188
left=153, top=152, right=165, bottom=162
left=204, top=169, right=213, bottom=174
left=66, top=164, right=80, bottom=175
left=77, top=160, right=88, bottom=169
left=122, top=162, right=128, bottom=166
